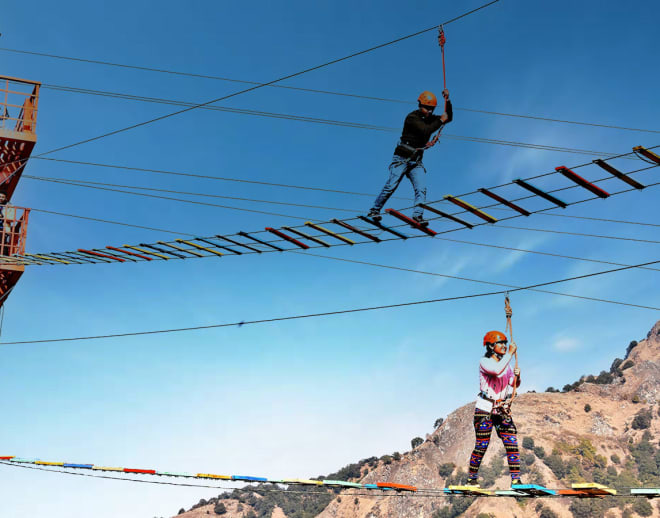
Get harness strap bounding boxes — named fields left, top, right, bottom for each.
left=478, top=391, right=511, bottom=404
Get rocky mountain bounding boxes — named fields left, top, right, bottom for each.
left=172, top=320, right=660, bottom=518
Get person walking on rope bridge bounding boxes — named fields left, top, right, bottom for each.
left=466, top=330, right=522, bottom=488
left=368, top=89, right=452, bottom=225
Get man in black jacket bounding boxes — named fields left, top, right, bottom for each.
left=368, top=89, right=452, bottom=224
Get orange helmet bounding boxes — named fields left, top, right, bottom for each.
left=417, top=91, right=438, bottom=107
left=483, top=330, right=507, bottom=347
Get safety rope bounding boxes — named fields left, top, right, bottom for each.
left=504, top=293, right=519, bottom=408
left=426, top=25, right=448, bottom=150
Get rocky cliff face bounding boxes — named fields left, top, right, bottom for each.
left=173, top=320, right=660, bottom=518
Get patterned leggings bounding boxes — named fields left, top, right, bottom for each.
left=468, top=409, right=520, bottom=481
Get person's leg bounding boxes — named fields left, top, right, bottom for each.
left=371, top=156, right=408, bottom=214
left=494, top=414, right=521, bottom=482
left=406, top=162, right=427, bottom=219
left=468, top=409, right=493, bottom=482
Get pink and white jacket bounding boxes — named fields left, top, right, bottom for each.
left=475, top=352, right=516, bottom=412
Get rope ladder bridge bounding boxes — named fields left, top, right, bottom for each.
left=1, top=456, right=659, bottom=499
left=3, top=143, right=658, bottom=269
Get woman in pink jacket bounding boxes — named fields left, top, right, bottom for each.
left=466, top=330, right=522, bottom=487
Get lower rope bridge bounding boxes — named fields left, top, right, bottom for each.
left=1, top=456, right=658, bottom=498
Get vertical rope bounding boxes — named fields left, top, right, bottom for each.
left=428, top=26, right=447, bottom=149
left=504, top=293, right=519, bottom=406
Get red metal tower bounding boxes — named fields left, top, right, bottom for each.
left=0, top=75, right=38, bottom=308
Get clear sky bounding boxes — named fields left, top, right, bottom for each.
left=1, top=0, right=659, bottom=517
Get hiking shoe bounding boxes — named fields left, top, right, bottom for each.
left=367, top=209, right=382, bottom=221
left=412, top=215, right=429, bottom=226
left=465, top=478, right=480, bottom=487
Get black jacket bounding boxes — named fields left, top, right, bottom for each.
left=394, top=100, right=453, bottom=159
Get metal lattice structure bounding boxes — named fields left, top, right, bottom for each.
left=0, top=75, right=38, bottom=307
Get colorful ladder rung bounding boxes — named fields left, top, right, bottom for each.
left=176, top=239, right=224, bottom=257
left=630, top=489, right=660, bottom=497
left=572, top=483, right=616, bottom=496
left=124, top=468, right=156, bottom=475
left=63, top=463, right=93, bottom=469
left=322, top=480, right=363, bottom=488
left=99, top=249, right=137, bottom=262
left=49, top=253, right=91, bottom=264
left=357, top=216, right=408, bottom=239
left=376, top=482, right=417, bottom=492
left=304, top=222, right=355, bottom=245
left=445, top=485, right=493, bottom=496
left=77, top=249, right=126, bottom=262
left=26, top=253, right=70, bottom=264
left=93, top=466, right=124, bottom=472
left=265, top=228, right=310, bottom=249
left=478, top=188, right=531, bottom=216
left=513, top=484, right=557, bottom=496
left=513, top=179, right=567, bottom=208
left=157, top=241, right=204, bottom=257
left=232, top=475, right=268, bottom=482
left=384, top=209, right=437, bottom=236
left=35, top=461, right=64, bottom=466
left=331, top=219, right=381, bottom=242
left=238, top=231, right=284, bottom=251
left=363, top=484, right=379, bottom=490
left=0, top=456, right=15, bottom=460
left=281, top=226, right=330, bottom=247
left=418, top=203, right=474, bottom=228
left=592, top=159, right=645, bottom=189
left=633, top=145, right=660, bottom=164
left=141, top=243, right=185, bottom=259
left=68, top=250, right=113, bottom=263
left=555, top=166, right=609, bottom=198
left=106, top=246, right=153, bottom=261
left=443, top=196, right=498, bottom=223
left=216, top=235, right=260, bottom=253
left=124, top=245, right=170, bottom=260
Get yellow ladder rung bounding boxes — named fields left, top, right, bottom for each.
left=26, top=253, right=70, bottom=264
left=444, top=195, right=497, bottom=223
left=123, top=245, right=170, bottom=260
left=304, top=222, right=355, bottom=245
left=176, top=239, right=224, bottom=257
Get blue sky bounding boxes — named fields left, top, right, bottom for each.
left=1, top=0, right=659, bottom=516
